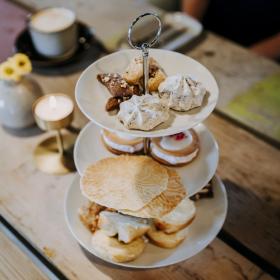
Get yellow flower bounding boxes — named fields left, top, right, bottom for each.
left=0, top=61, right=21, bottom=82
left=10, top=53, right=32, bottom=75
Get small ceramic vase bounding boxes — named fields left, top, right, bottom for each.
left=0, top=77, right=43, bottom=129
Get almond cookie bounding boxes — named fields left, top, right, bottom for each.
left=97, top=73, right=141, bottom=111
left=123, top=57, right=166, bottom=92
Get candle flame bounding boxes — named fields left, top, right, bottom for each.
left=49, top=95, right=57, bottom=109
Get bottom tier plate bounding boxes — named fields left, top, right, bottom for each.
left=64, top=175, right=227, bottom=269
left=74, top=122, right=219, bottom=196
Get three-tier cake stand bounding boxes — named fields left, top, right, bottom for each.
left=65, top=13, right=228, bottom=268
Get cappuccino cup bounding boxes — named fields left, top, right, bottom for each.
left=29, top=7, right=77, bottom=58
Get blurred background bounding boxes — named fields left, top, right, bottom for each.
left=1, top=0, right=279, bottom=62
left=151, top=0, right=280, bottom=61
left=0, top=0, right=279, bottom=143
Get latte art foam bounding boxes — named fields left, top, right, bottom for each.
left=30, top=7, right=75, bottom=33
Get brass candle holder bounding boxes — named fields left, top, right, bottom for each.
left=33, top=93, right=76, bottom=175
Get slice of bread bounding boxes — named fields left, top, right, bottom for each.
left=91, top=230, right=146, bottom=263
left=147, top=226, right=189, bottom=249
left=154, top=197, right=196, bottom=234
left=98, top=211, right=150, bottom=243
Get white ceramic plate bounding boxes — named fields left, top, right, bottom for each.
left=74, top=122, right=219, bottom=197
left=75, top=49, right=219, bottom=137
left=162, top=12, right=203, bottom=50
left=65, top=175, right=227, bottom=268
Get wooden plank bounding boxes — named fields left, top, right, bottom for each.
left=84, top=239, right=273, bottom=280
left=188, top=33, right=280, bottom=108
left=0, top=170, right=272, bottom=280
left=0, top=115, right=277, bottom=279
left=0, top=107, right=278, bottom=277
left=0, top=230, right=47, bottom=280
left=5, top=73, right=275, bottom=269
left=206, top=114, right=280, bottom=202
left=188, top=33, right=280, bottom=142
left=205, top=114, right=280, bottom=268
left=1, top=0, right=279, bottom=278
left=221, top=72, right=280, bottom=142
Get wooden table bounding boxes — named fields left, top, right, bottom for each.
left=0, top=1, right=279, bottom=279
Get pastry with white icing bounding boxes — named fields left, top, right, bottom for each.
left=101, top=129, right=144, bottom=155
left=117, top=94, right=170, bottom=131
left=150, top=129, right=200, bottom=166
left=158, top=74, right=206, bottom=111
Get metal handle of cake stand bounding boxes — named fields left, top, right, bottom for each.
left=128, top=13, right=162, bottom=94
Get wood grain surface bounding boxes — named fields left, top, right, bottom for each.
left=0, top=168, right=273, bottom=280
left=205, top=114, right=280, bottom=268
left=0, top=230, right=47, bottom=280
left=0, top=0, right=278, bottom=279
left=188, top=33, right=280, bottom=108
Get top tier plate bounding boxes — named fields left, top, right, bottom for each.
left=75, top=49, right=219, bottom=137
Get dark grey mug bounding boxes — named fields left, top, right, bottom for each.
left=28, top=7, right=77, bottom=58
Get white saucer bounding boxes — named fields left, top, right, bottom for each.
left=75, top=49, right=219, bottom=137
left=65, top=175, right=227, bottom=269
left=74, top=122, right=219, bottom=197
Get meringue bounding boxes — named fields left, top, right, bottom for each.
left=117, top=94, right=169, bottom=131
left=158, top=74, right=206, bottom=112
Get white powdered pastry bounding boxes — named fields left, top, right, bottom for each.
left=158, top=74, right=206, bottom=111
left=160, top=130, right=193, bottom=151
left=151, top=143, right=199, bottom=164
left=98, top=211, right=150, bottom=243
left=158, top=197, right=196, bottom=226
left=102, top=131, right=143, bottom=153
left=118, top=94, right=169, bottom=131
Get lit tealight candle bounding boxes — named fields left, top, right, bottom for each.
left=33, top=93, right=74, bottom=131
left=35, top=94, right=74, bottom=121
left=32, top=93, right=76, bottom=175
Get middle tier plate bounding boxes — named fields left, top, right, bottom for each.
left=74, top=122, right=219, bottom=196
